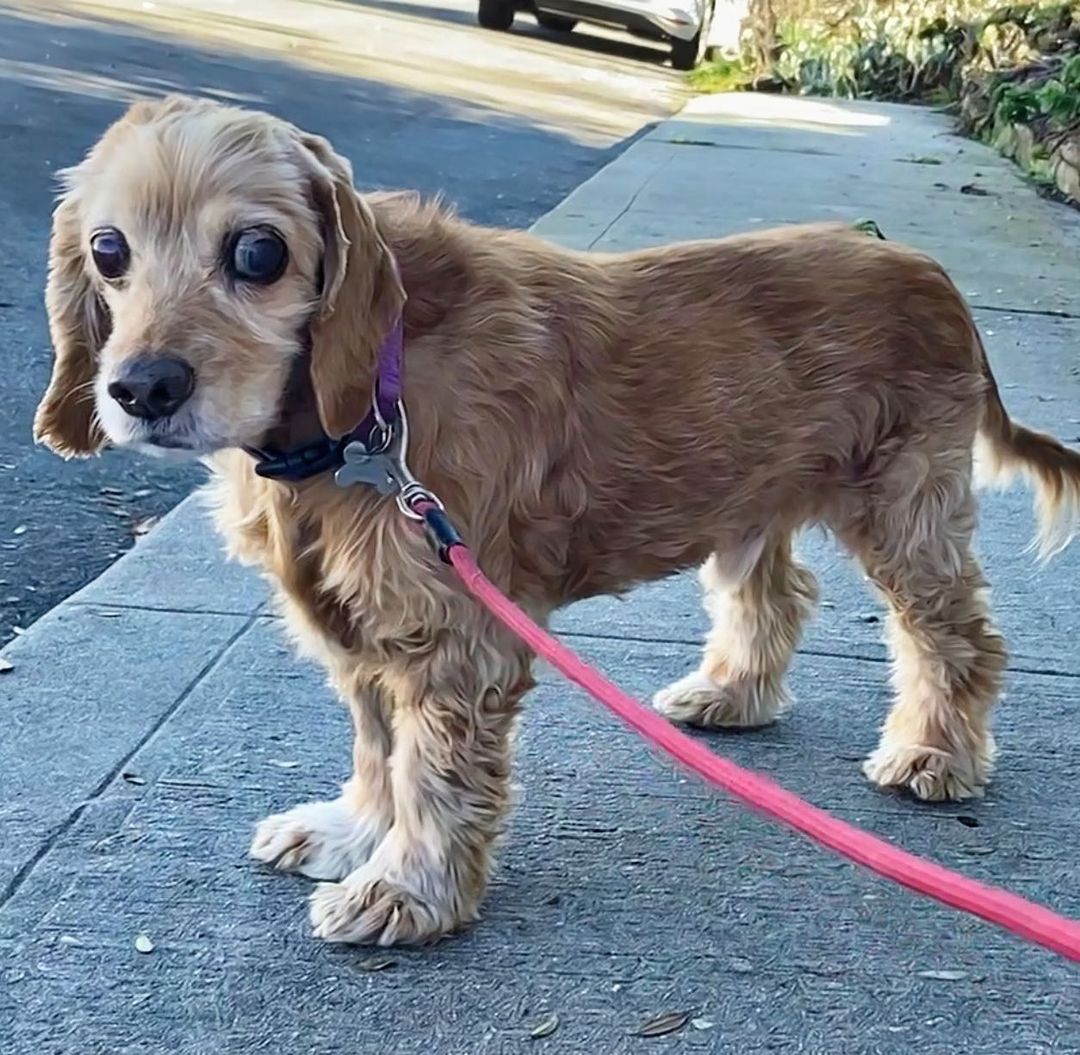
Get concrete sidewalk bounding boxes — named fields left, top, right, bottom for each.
left=2, top=94, right=1079, bottom=1054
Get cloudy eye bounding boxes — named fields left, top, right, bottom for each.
left=90, top=227, right=130, bottom=280
left=229, top=227, right=288, bottom=284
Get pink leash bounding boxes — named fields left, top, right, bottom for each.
left=413, top=501, right=1080, bottom=964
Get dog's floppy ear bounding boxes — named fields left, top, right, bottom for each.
left=296, top=131, right=406, bottom=439
left=33, top=189, right=111, bottom=458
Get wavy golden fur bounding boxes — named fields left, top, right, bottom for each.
left=35, top=95, right=1080, bottom=946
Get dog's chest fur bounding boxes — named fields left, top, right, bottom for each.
left=206, top=456, right=470, bottom=666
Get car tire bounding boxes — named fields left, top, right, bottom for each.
left=478, top=0, right=515, bottom=30
left=670, top=34, right=701, bottom=70
left=670, top=2, right=712, bottom=69
left=536, top=12, right=576, bottom=31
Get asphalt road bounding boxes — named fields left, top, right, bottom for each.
left=0, top=0, right=685, bottom=645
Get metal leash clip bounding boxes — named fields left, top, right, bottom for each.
left=334, top=401, right=443, bottom=521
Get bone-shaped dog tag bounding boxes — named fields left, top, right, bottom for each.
left=335, top=443, right=397, bottom=494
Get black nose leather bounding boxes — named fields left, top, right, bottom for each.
left=108, top=357, right=195, bottom=421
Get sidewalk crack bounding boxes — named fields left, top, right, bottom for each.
left=556, top=629, right=1079, bottom=679
left=587, top=152, right=674, bottom=250
left=68, top=600, right=266, bottom=618
left=657, top=137, right=844, bottom=158
left=972, top=303, right=1080, bottom=320
left=0, top=613, right=259, bottom=912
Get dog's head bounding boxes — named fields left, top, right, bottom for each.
left=33, top=94, right=405, bottom=459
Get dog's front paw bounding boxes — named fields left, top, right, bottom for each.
left=250, top=797, right=385, bottom=881
left=653, top=670, right=787, bottom=729
left=309, top=867, right=469, bottom=946
left=863, top=735, right=995, bottom=802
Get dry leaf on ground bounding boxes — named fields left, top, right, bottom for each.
left=357, top=957, right=395, bottom=972
left=133, top=516, right=159, bottom=538
left=529, top=1013, right=559, bottom=1039
left=632, top=1010, right=694, bottom=1037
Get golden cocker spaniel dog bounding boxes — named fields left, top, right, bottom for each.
left=35, top=95, right=1080, bottom=946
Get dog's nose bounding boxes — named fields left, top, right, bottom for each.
left=108, top=357, right=195, bottom=421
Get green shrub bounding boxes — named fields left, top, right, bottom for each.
left=745, top=1, right=998, bottom=100
left=688, top=53, right=755, bottom=93
left=989, top=51, right=1080, bottom=126
left=734, top=2, right=1079, bottom=102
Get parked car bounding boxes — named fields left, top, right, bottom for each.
left=478, top=0, right=717, bottom=70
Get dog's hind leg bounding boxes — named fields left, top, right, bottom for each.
left=654, top=532, right=818, bottom=729
left=835, top=446, right=1007, bottom=801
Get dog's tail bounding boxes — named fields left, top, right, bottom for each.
left=974, top=326, right=1080, bottom=560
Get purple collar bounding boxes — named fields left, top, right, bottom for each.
left=243, top=314, right=405, bottom=484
